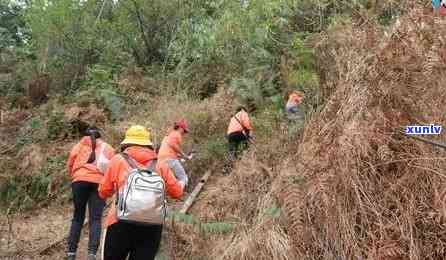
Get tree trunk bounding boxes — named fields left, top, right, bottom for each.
left=130, top=0, right=153, bottom=65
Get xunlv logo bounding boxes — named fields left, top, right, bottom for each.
left=405, top=124, right=442, bottom=135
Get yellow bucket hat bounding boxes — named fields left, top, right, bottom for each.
left=121, top=125, right=153, bottom=146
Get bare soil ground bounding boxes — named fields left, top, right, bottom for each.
left=0, top=194, right=190, bottom=259
left=0, top=203, right=71, bottom=259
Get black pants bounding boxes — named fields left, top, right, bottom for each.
left=67, top=181, right=105, bottom=255
left=228, top=131, right=249, bottom=158
left=103, top=221, right=163, bottom=260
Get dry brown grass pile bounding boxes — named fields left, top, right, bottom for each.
left=193, top=152, right=275, bottom=221
left=110, top=87, right=233, bottom=144
left=210, top=192, right=295, bottom=260
left=275, top=5, right=446, bottom=260
left=165, top=154, right=269, bottom=259
left=172, top=150, right=295, bottom=260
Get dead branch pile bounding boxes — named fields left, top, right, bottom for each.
left=193, top=152, right=274, bottom=222
left=171, top=151, right=294, bottom=260
left=276, top=5, right=446, bottom=260
left=211, top=192, right=295, bottom=260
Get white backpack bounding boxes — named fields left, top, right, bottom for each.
left=116, top=153, right=167, bottom=225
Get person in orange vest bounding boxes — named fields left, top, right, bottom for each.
left=433, top=0, right=446, bottom=16
left=285, top=90, right=304, bottom=121
left=157, top=119, right=191, bottom=188
left=441, top=0, right=446, bottom=16
left=227, top=106, right=253, bottom=158
left=66, top=127, right=115, bottom=260
left=99, top=125, right=184, bottom=260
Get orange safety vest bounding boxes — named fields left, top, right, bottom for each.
left=286, top=93, right=302, bottom=109
left=67, top=137, right=115, bottom=184
left=157, top=130, right=183, bottom=161
left=227, top=110, right=253, bottom=135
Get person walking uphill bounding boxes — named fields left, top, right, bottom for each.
left=157, top=119, right=191, bottom=188
left=66, top=127, right=115, bottom=260
left=433, top=0, right=446, bottom=16
left=99, top=125, right=184, bottom=260
left=285, top=90, right=304, bottom=121
left=227, top=106, right=253, bottom=159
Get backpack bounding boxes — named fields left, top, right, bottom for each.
left=441, top=4, right=446, bottom=16
left=116, top=153, right=167, bottom=225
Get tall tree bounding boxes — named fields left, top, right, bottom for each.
left=0, top=0, right=27, bottom=51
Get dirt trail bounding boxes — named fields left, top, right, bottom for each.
left=0, top=193, right=189, bottom=259
left=0, top=204, right=72, bottom=259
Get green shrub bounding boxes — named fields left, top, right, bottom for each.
left=0, top=154, right=67, bottom=212
left=41, top=155, right=67, bottom=175
left=168, top=211, right=234, bottom=235
left=85, top=65, right=116, bottom=89
left=75, top=65, right=124, bottom=121
left=29, top=171, right=52, bottom=201
left=15, top=135, right=33, bottom=150
left=169, top=211, right=198, bottom=225
left=15, top=116, right=46, bottom=149
left=96, top=88, right=124, bottom=121
left=290, top=69, right=318, bottom=88
left=200, top=222, right=233, bottom=235
left=264, top=203, right=281, bottom=218
left=0, top=172, right=51, bottom=211
left=230, top=77, right=265, bottom=107
left=200, top=136, right=227, bottom=161
left=253, top=105, right=282, bottom=138
left=47, top=111, right=68, bottom=139
left=378, top=4, right=403, bottom=26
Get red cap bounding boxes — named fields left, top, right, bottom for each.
left=174, top=119, right=190, bottom=133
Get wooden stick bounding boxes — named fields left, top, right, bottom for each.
left=402, top=133, right=446, bottom=150
left=180, top=170, right=212, bottom=214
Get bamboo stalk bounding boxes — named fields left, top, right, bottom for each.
left=180, top=170, right=212, bottom=214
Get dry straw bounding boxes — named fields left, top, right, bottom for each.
left=276, top=4, right=446, bottom=260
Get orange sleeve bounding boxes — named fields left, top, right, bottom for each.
left=242, top=111, right=253, bottom=131
left=98, top=156, right=121, bottom=200
left=105, top=144, right=116, bottom=160
left=157, top=162, right=183, bottom=199
left=67, top=143, right=81, bottom=177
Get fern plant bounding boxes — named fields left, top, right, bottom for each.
left=0, top=155, right=66, bottom=212
left=168, top=210, right=234, bottom=235
left=96, top=88, right=123, bottom=121
left=200, top=222, right=233, bottom=235
left=76, top=64, right=124, bottom=121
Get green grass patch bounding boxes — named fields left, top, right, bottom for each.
left=0, top=154, right=68, bottom=212
left=168, top=211, right=234, bottom=235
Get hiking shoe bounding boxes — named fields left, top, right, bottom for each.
left=66, top=252, right=76, bottom=260
left=87, top=254, right=97, bottom=260
left=222, top=162, right=232, bottom=175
